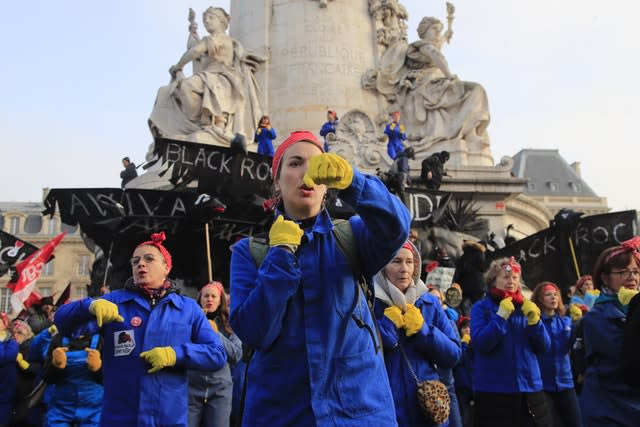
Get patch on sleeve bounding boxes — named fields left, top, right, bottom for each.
left=114, top=329, right=136, bottom=357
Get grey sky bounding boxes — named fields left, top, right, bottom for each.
left=0, top=1, right=637, bottom=212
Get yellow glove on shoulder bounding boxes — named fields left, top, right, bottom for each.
left=569, top=304, right=583, bottom=322
left=16, top=352, right=29, bottom=370
left=269, top=215, right=304, bottom=250
left=618, top=287, right=639, bottom=306
left=48, top=324, right=58, bottom=335
left=209, top=319, right=219, bottom=332
left=384, top=306, right=405, bottom=329
left=496, top=297, right=515, bottom=320
left=461, top=333, right=471, bottom=344
left=303, top=153, right=354, bottom=190
left=89, top=299, right=124, bottom=327
left=85, top=348, right=102, bottom=372
left=52, top=347, right=68, bottom=369
left=522, top=299, right=541, bottom=326
left=586, top=289, right=600, bottom=296
left=404, top=304, right=425, bottom=337
left=140, top=346, right=177, bottom=374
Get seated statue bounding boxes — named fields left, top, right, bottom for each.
left=149, top=7, right=263, bottom=146
left=371, top=5, right=493, bottom=165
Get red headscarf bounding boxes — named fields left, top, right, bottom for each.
left=604, top=236, right=640, bottom=265
left=136, top=232, right=172, bottom=271
left=271, top=130, right=323, bottom=179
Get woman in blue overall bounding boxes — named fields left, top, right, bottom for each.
left=579, top=237, right=640, bottom=426
left=254, top=115, right=276, bottom=157
left=384, top=111, right=407, bottom=160
left=471, top=257, right=552, bottom=427
left=531, top=281, right=582, bottom=427
left=188, top=282, right=242, bottom=427
left=44, top=321, right=103, bottom=427
left=55, top=232, right=227, bottom=427
left=230, top=130, right=411, bottom=426
left=373, top=240, right=461, bottom=426
left=319, top=110, right=338, bottom=152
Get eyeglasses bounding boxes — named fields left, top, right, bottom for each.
left=130, top=254, right=158, bottom=267
left=610, top=269, right=640, bottom=279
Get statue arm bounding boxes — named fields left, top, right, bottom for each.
left=421, top=43, right=454, bottom=79
left=170, top=39, right=208, bottom=76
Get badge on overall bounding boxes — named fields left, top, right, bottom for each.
left=114, top=330, right=136, bottom=357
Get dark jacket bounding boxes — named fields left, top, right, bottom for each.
left=120, top=163, right=137, bottom=187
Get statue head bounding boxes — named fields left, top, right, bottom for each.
left=417, top=16, right=442, bottom=40
left=203, top=7, right=230, bottom=30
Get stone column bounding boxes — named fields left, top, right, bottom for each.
left=231, top=0, right=384, bottom=141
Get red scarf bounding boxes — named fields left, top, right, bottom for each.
left=489, top=287, right=524, bottom=305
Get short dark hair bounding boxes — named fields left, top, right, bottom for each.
left=122, top=157, right=130, bottom=162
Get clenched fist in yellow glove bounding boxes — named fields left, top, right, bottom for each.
left=16, top=352, right=29, bottom=370
left=404, top=304, right=425, bottom=337
left=569, top=304, right=583, bottom=322
left=384, top=306, right=405, bottom=329
left=89, top=299, right=124, bottom=327
left=52, top=347, right=68, bottom=369
left=497, top=297, right=515, bottom=320
left=522, top=299, right=541, bottom=326
left=140, top=346, right=176, bottom=374
left=303, top=153, right=353, bottom=190
left=85, top=348, right=102, bottom=372
left=461, top=333, right=471, bottom=344
left=618, top=287, right=639, bottom=306
left=269, top=215, right=304, bottom=252
left=48, top=324, right=58, bottom=335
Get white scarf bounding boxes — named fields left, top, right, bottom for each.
left=374, top=272, right=428, bottom=312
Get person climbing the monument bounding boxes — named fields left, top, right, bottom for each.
left=388, top=146, right=414, bottom=204
left=421, top=150, right=449, bottom=190
left=230, top=130, right=411, bottom=426
left=384, top=111, right=407, bottom=160
left=319, top=109, right=339, bottom=152
left=253, top=115, right=276, bottom=157
left=120, top=157, right=137, bottom=188
left=54, top=232, right=227, bottom=427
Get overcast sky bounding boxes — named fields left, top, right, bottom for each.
left=0, top=1, right=637, bottom=213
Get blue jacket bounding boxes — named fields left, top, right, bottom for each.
left=0, top=337, right=19, bottom=424
left=254, top=127, right=276, bottom=156
left=580, top=298, right=640, bottom=426
left=453, top=342, right=473, bottom=392
left=384, top=123, right=407, bottom=160
left=55, top=287, right=227, bottom=427
left=320, top=120, right=338, bottom=152
left=537, top=314, right=574, bottom=392
left=230, top=169, right=411, bottom=427
left=471, top=296, right=550, bottom=393
left=375, top=294, right=461, bottom=427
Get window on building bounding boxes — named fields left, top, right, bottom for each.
left=47, top=218, right=59, bottom=235
left=24, top=215, right=42, bottom=234
left=546, top=181, right=559, bottom=192
left=61, top=223, right=77, bottom=234
left=77, top=255, right=91, bottom=276
left=39, top=287, right=52, bottom=297
left=73, top=286, right=87, bottom=300
left=527, top=182, right=536, bottom=191
left=42, top=260, right=55, bottom=276
left=9, top=217, right=20, bottom=234
left=569, top=181, right=582, bottom=192
left=0, top=288, right=10, bottom=313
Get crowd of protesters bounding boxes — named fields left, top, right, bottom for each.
left=2, top=124, right=640, bottom=427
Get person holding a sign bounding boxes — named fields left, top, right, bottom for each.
left=580, top=237, right=640, bottom=426
left=373, top=240, right=461, bottom=426
left=471, top=257, right=552, bottom=427
left=230, top=130, right=411, bottom=426
left=54, top=232, right=227, bottom=427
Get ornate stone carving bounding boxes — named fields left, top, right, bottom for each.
left=149, top=7, right=264, bottom=147
left=369, top=0, right=408, bottom=47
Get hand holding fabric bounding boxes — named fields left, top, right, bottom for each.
left=569, top=304, right=583, bottom=321
left=384, top=306, right=405, bottom=329
left=16, top=352, right=29, bottom=370
left=140, top=346, right=177, bottom=373
left=496, top=297, right=515, bottom=320
left=618, top=287, right=639, bottom=306
left=52, top=347, right=68, bottom=369
left=521, top=299, right=541, bottom=326
left=89, top=299, right=124, bottom=327
left=404, top=304, right=425, bottom=337
left=303, top=153, right=353, bottom=190
left=269, top=215, right=303, bottom=251
left=85, top=348, right=102, bottom=372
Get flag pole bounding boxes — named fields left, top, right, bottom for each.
left=568, top=237, right=581, bottom=280
left=205, top=223, right=213, bottom=282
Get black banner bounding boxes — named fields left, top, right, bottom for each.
left=489, top=210, right=638, bottom=290
left=406, top=189, right=452, bottom=225
left=0, top=231, right=39, bottom=277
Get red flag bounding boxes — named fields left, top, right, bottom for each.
left=23, top=291, right=42, bottom=309
left=55, top=282, right=71, bottom=307
left=9, top=233, right=65, bottom=313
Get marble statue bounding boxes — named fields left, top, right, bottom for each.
left=364, top=3, right=493, bottom=166
left=149, top=7, right=263, bottom=147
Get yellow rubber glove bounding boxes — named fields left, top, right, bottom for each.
left=522, top=299, right=541, bottom=326
left=404, top=304, right=425, bottom=337
left=303, top=153, right=354, bottom=190
left=16, top=352, right=29, bottom=370
left=209, top=319, right=219, bottom=332
left=461, top=333, right=471, bottom=344
left=384, top=306, right=405, bottom=329
left=586, top=289, right=600, bottom=296
left=85, top=348, right=102, bottom=372
left=618, top=287, right=639, bottom=306
left=140, top=346, right=177, bottom=374
left=48, top=324, right=58, bottom=335
left=52, top=347, right=68, bottom=369
left=89, top=299, right=124, bottom=327
left=269, top=215, right=304, bottom=250
left=569, top=304, right=583, bottom=322
left=496, top=297, right=515, bottom=320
